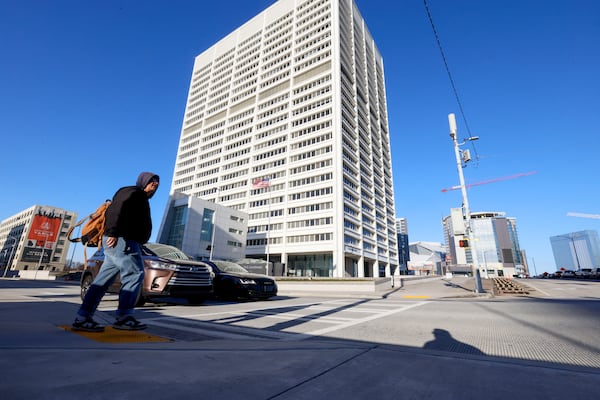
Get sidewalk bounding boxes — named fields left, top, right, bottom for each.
left=1, top=278, right=598, bottom=400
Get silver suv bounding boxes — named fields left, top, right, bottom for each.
left=80, top=243, right=214, bottom=305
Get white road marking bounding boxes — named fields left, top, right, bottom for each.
left=143, top=299, right=429, bottom=341
left=298, top=301, right=428, bottom=339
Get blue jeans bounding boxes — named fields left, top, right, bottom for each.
left=77, top=237, right=144, bottom=319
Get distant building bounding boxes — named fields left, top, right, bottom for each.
left=550, top=230, right=600, bottom=271
left=0, top=205, right=77, bottom=275
left=157, top=193, right=248, bottom=262
left=442, top=210, right=525, bottom=277
left=408, top=241, right=444, bottom=276
left=396, top=218, right=408, bottom=235
left=168, top=0, right=398, bottom=277
left=396, top=218, right=409, bottom=275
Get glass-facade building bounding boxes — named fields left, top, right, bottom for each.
left=395, top=218, right=409, bottom=274
left=550, top=230, right=600, bottom=271
left=442, top=211, right=524, bottom=277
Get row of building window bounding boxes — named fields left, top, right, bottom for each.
left=257, top=103, right=288, bottom=121
left=184, top=5, right=330, bottom=102
left=296, top=2, right=330, bottom=30
left=264, top=13, right=292, bottom=40
left=185, top=71, right=329, bottom=149
left=186, top=34, right=330, bottom=120
left=246, top=232, right=332, bottom=246
left=289, top=186, right=332, bottom=201
left=254, top=134, right=287, bottom=151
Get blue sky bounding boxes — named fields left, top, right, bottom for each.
left=1, top=0, right=598, bottom=273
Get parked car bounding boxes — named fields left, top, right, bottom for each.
left=80, top=243, right=214, bottom=306
left=207, top=260, right=277, bottom=300
left=561, top=270, right=576, bottom=278
left=58, top=271, right=83, bottom=281
left=575, top=269, right=592, bottom=278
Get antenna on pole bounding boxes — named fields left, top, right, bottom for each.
left=448, top=113, right=457, bottom=137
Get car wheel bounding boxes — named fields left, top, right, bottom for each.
left=80, top=274, right=93, bottom=301
left=221, top=281, right=238, bottom=301
left=187, top=297, right=205, bottom=305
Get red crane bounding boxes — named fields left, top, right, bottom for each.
left=441, top=171, right=537, bottom=192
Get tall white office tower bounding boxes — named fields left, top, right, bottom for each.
left=170, top=0, right=398, bottom=277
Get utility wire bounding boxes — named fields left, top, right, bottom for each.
left=423, top=0, right=480, bottom=161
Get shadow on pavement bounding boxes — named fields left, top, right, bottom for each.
left=1, top=278, right=599, bottom=400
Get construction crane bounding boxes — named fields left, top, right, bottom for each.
left=566, top=212, right=600, bottom=219
left=441, top=171, right=537, bottom=192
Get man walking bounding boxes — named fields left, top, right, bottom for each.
left=72, top=172, right=160, bottom=332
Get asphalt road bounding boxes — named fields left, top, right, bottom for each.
left=1, top=276, right=599, bottom=399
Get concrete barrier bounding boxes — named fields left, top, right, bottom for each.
left=275, top=276, right=439, bottom=296
left=277, top=279, right=382, bottom=294
left=18, top=270, right=56, bottom=280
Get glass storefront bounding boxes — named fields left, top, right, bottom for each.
left=287, top=253, right=333, bottom=277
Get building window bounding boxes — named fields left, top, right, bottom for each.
left=287, top=253, right=332, bottom=277
left=200, top=209, right=215, bottom=242
left=166, top=206, right=187, bottom=249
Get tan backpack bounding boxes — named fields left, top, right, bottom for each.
left=67, top=200, right=111, bottom=263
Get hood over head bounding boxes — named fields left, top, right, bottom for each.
left=136, top=172, right=159, bottom=189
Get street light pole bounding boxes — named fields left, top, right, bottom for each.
left=209, top=209, right=216, bottom=261
left=566, top=233, right=582, bottom=271
left=266, top=180, right=272, bottom=275
left=2, top=235, right=18, bottom=278
left=482, top=250, right=488, bottom=279
left=35, top=232, right=50, bottom=279
left=448, top=113, right=483, bottom=293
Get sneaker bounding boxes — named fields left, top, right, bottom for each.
left=113, top=315, right=147, bottom=331
left=72, top=317, right=105, bottom=332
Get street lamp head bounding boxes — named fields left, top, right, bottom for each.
left=467, top=136, right=479, bottom=141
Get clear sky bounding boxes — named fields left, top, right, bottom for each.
left=1, top=0, right=598, bottom=273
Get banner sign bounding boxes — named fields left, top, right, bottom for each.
left=21, top=210, right=62, bottom=263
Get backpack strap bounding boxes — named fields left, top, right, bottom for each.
left=83, top=243, right=90, bottom=268
left=67, top=216, right=89, bottom=243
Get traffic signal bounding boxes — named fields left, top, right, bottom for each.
left=458, top=239, right=469, bottom=248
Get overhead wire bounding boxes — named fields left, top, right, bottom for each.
left=423, top=0, right=480, bottom=163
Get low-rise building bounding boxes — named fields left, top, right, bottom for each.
left=156, top=193, right=248, bottom=262
left=1, top=205, right=77, bottom=275
left=408, top=241, right=445, bottom=276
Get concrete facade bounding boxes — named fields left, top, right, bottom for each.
left=170, top=0, right=398, bottom=277
left=157, top=193, right=248, bottom=262
left=0, top=205, right=77, bottom=274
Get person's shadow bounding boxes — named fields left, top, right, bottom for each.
left=423, top=328, right=485, bottom=355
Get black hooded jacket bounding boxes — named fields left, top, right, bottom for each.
left=103, top=173, right=158, bottom=244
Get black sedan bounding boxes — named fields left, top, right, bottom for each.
left=207, top=260, right=277, bottom=300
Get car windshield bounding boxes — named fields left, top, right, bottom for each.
left=211, top=260, right=249, bottom=273
left=144, top=243, right=192, bottom=260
